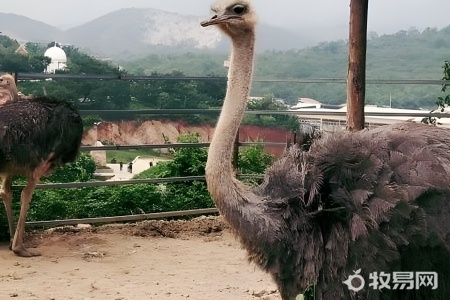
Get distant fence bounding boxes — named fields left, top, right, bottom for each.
left=17, top=73, right=450, bottom=85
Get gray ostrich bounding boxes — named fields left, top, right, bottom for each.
left=202, top=1, right=450, bottom=299
left=0, top=74, right=19, bottom=105
left=0, top=97, right=83, bottom=257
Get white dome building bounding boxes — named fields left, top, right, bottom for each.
left=44, top=46, right=67, bottom=73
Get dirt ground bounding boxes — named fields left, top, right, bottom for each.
left=0, top=216, right=281, bottom=300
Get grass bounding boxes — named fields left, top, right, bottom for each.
left=106, top=149, right=172, bottom=164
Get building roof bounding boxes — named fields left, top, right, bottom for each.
left=15, top=43, right=28, bottom=56
left=291, top=104, right=450, bottom=127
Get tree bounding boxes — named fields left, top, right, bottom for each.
left=245, top=94, right=300, bottom=131
left=0, top=51, right=50, bottom=73
left=438, top=61, right=450, bottom=107
left=46, top=153, right=96, bottom=183
left=422, top=61, right=450, bottom=125
left=0, top=36, right=51, bottom=73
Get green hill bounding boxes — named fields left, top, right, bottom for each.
left=121, top=26, right=450, bottom=109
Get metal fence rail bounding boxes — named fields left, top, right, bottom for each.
left=17, top=73, right=450, bottom=85
left=14, top=174, right=264, bottom=190
left=79, top=108, right=450, bottom=118
left=9, top=73, right=450, bottom=228
left=81, top=141, right=286, bottom=152
left=25, top=208, right=220, bottom=228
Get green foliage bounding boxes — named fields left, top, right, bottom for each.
left=61, top=45, right=119, bottom=75
left=168, top=133, right=208, bottom=177
left=0, top=35, right=51, bottom=72
left=134, top=133, right=214, bottom=209
left=238, top=144, right=274, bottom=174
left=136, top=133, right=275, bottom=212
left=4, top=27, right=450, bottom=110
left=77, top=184, right=162, bottom=218
left=245, top=94, right=300, bottom=131
left=82, top=115, right=103, bottom=130
left=46, top=153, right=96, bottom=183
left=120, top=26, right=450, bottom=108
left=437, top=60, right=450, bottom=108
left=422, top=61, right=450, bottom=125
left=238, top=144, right=274, bottom=185
left=134, top=161, right=172, bottom=179
left=27, top=184, right=163, bottom=221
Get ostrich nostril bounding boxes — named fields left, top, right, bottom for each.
left=211, top=15, right=218, bottom=19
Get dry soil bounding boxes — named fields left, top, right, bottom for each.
left=0, top=216, right=280, bottom=300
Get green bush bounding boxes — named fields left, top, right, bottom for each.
left=46, top=153, right=96, bottom=183
left=239, top=144, right=274, bottom=174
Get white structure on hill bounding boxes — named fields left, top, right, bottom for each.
left=44, top=45, right=67, bottom=73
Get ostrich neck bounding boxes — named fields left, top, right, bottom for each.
left=206, top=32, right=255, bottom=207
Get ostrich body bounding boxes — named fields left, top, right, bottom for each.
left=0, top=74, right=19, bottom=105
left=0, top=97, right=83, bottom=256
left=202, top=1, right=450, bottom=299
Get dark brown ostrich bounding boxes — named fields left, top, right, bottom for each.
left=0, top=97, right=83, bottom=257
left=202, top=1, right=450, bottom=299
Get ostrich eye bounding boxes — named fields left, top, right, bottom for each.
left=232, top=4, right=246, bottom=15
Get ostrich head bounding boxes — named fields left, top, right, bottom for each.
left=0, top=74, right=15, bottom=89
left=0, top=74, right=18, bottom=104
left=201, top=0, right=257, bottom=37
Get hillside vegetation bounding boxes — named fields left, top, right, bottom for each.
left=122, top=26, right=450, bottom=108
left=1, top=24, right=449, bottom=110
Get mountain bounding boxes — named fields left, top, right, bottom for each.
left=0, top=8, right=312, bottom=59
left=64, top=8, right=312, bottom=58
left=0, top=13, right=62, bottom=43
left=64, top=8, right=223, bottom=57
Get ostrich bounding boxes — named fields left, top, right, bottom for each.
left=201, top=1, right=450, bottom=299
left=0, top=74, right=19, bottom=105
left=0, top=97, right=83, bottom=257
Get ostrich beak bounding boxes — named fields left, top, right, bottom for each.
left=201, top=14, right=242, bottom=27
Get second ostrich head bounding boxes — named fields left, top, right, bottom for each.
left=0, top=74, right=19, bottom=104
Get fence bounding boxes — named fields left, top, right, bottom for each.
left=10, top=74, right=450, bottom=228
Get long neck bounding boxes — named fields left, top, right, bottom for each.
left=206, top=32, right=255, bottom=206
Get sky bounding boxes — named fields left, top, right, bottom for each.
left=2, top=0, right=450, bottom=42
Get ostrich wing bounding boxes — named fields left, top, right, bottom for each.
left=253, top=122, right=450, bottom=299
left=0, top=98, right=82, bottom=172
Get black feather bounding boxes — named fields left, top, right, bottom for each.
left=0, top=97, right=82, bottom=173
left=249, top=122, right=450, bottom=299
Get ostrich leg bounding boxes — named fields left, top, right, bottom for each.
left=1, top=175, right=15, bottom=248
left=11, top=154, right=54, bottom=257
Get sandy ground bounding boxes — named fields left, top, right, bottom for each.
left=0, top=217, right=280, bottom=300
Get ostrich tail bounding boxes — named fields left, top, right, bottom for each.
left=33, top=97, right=83, bottom=164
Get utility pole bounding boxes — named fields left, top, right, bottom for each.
left=347, top=0, right=369, bottom=131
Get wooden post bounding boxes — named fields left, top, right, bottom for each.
left=13, top=72, right=18, bottom=85
left=347, top=0, right=369, bottom=131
